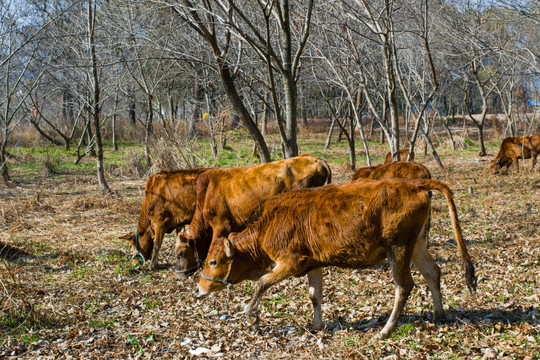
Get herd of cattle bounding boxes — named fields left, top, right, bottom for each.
left=119, top=134, right=539, bottom=338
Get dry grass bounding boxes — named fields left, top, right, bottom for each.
left=0, top=135, right=539, bottom=359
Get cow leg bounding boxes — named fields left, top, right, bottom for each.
left=411, top=226, right=443, bottom=322
left=307, top=267, right=323, bottom=330
left=512, top=157, right=520, bottom=173
left=380, top=250, right=414, bottom=339
left=531, top=154, right=537, bottom=170
left=244, top=262, right=292, bottom=330
left=150, top=226, right=165, bottom=270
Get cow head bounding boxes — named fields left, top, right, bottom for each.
left=490, top=158, right=502, bottom=174
left=196, top=237, right=236, bottom=298
left=118, top=229, right=153, bottom=265
left=174, top=232, right=198, bottom=279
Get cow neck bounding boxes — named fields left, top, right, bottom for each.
left=194, top=226, right=213, bottom=263
left=138, top=207, right=151, bottom=233
left=232, top=227, right=270, bottom=266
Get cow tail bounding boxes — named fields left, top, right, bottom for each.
left=414, top=179, right=477, bottom=293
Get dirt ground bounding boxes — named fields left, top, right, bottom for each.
left=0, top=148, right=539, bottom=359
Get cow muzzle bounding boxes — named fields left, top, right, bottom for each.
left=195, top=285, right=210, bottom=299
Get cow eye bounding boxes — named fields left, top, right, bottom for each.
left=209, top=260, right=217, bottom=266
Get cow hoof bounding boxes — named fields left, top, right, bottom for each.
left=378, top=328, right=392, bottom=339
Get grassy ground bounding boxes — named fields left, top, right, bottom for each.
left=0, top=129, right=539, bottom=359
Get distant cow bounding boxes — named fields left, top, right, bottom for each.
left=196, top=179, right=476, bottom=339
left=490, top=135, right=540, bottom=174
left=352, top=161, right=431, bottom=181
left=385, top=148, right=414, bottom=164
left=174, top=154, right=332, bottom=278
left=119, top=168, right=207, bottom=269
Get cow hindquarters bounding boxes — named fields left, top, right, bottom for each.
left=307, top=268, right=323, bottom=330
left=411, top=222, right=443, bottom=322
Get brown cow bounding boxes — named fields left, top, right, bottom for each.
left=174, top=154, right=331, bottom=278
left=119, top=168, right=207, bottom=269
left=196, top=179, right=476, bottom=339
left=490, top=135, right=540, bottom=174
left=352, top=161, right=431, bottom=181
left=385, top=148, right=414, bottom=163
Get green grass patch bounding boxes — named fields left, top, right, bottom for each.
left=71, top=265, right=96, bottom=279
left=143, top=298, right=161, bottom=310
left=342, top=334, right=362, bottom=347
left=90, top=317, right=116, bottom=328
left=22, top=334, right=40, bottom=344
left=390, top=323, right=416, bottom=339
left=126, top=334, right=142, bottom=354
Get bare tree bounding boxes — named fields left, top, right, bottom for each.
left=0, top=1, right=47, bottom=185
left=159, top=1, right=272, bottom=162
left=87, top=0, right=110, bottom=193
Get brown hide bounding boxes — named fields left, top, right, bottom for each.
left=385, top=148, right=414, bottom=163
left=197, top=179, right=476, bottom=338
left=119, top=168, right=207, bottom=269
left=490, top=135, right=539, bottom=173
left=352, top=161, right=431, bottom=181
left=175, top=154, right=332, bottom=275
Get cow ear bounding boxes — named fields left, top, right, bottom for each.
left=224, top=238, right=236, bottom=258
left=176, top=232, right=194, bottom=247
left=119, top=232, right=135, bottom=241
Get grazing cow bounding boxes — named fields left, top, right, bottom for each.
left=385, top=148, right=414, bottom=164
left=119, top=168, right=207, bottom=269
left=490, top=135, right=540, bottom=174
left=352, top=161, right=431, bottom=181
left=196, top=179, right=476, bottom=339
left=174, top=154, right=332, bottom=278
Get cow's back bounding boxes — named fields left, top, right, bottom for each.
left=252, top=180, right=430, bottom=268
left=196, top=155, right=330, bottom=228
left=352, top=162, right=431, bottom=181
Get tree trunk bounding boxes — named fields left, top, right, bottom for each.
left=301, top=81, right=308, bottom=127
left=129, top=95, right=136, bottom=125
left=475, top=121, right=486, bottom=155
left=168, top=81, right=175, bottom=123
left=0, top=130, right=12, bottom=185
left=216, top=58, right=271, bottom=162
left=88, top=0, right=110, bottom=194
left=325, top=117, right=337, bottom=149
left=112, top=90, right=119, bottom=151
left=348, top=109, right=356, bottom=171
left=29, top=118, right=64, bottom=147
left=282, top=75, right=299, bottom=158
left=443, top=109, right=456, bottom=151
left=179, top=2, right=271, bottom=162
left=188, top=76, right=202, bottom=140
left=261, top=93, right=269, bottom=136
left=279, top=1, right=299, bottom=159
left=420, top=127, right=444, bottom=169
left=144, top=93, right=153, bottom=168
